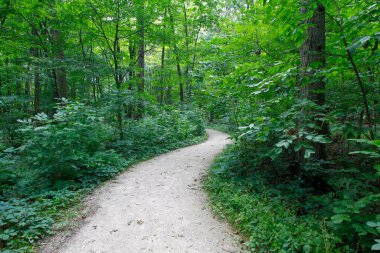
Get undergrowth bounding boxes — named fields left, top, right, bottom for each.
left=205, top=146, right=340, bottom=253
left=0, top=102, right=206, bottom=253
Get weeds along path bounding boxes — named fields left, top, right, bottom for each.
left=41, top=129, right=241, bottom=253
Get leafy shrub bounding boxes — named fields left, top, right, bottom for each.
left=16, top=101, right=125, bottom=186
left=0, top=152, right=17, bottom=195
left=0, top=199, right=54, bottom=252
left=111, top=109, right=206, bottom=160
left=0, top=188, right=85, bottom=253
left=205, top=147, right=339, bottom=253
left=206, top=130, right=380, bottom=252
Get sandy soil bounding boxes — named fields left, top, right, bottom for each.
left=40, top=129, right=242, bottom=253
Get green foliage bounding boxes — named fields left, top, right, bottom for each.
left=205, top=147, right=339, bottom=253
left=0, top=189, right=83, bottom=253
left=0, top=101, right=206, bottom=252
left=1, top=0, right=379, bottom=251
left=198, top=1, right=379, bottom=251
left=0, top=199, right=54, bottom=252
left=110, top=109, right=206, bottom=161
left=16, top=101, right=122, bottom=185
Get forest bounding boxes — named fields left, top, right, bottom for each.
left=0, top=0, right=379, bottom=252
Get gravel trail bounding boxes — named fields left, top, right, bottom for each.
left=42, top=129, right=241, bottom=253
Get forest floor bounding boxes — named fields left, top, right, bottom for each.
left=39, top=129, right=242, bottom=253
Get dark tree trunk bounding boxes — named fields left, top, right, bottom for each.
left=126, top=41, right=136, bottom=118
left=159, top=45, right=165, bottom=105
left=128, top=42, right=137, bottom=83
left=300, top=1, right=328, bottom=159
left=137, top=16, right=145, bottom=93
left=51, top=29, right=68, bottom=99
left=136, top=0, right=145, bottom=118
left=158, top=9, right=168, bottom=106
left=183, top=3, right=190, bottom=97
left=114, top=39, right=124, bottom=138
left=24, top=75, right=31, bottom=113
left=112, top=1, right=124, bottom=139
left=31, top=28, right=41, bottom=114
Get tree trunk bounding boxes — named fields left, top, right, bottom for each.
left=115, top=2, right=125, bottom=138
left=137, top=14, right=145, bottom=93
left=24, top=74, right=31, bottom=113
left=183, top=3, right=190, bottom=97
left=128, top=42, right=137, bottom=83
left=136, top=0, right=145, bottom=118
left=168, top=8, right=184, bottom=104
left=159, top=45, right=165, bottom=105
left=31, top=29, right=41, bottom=114
left=51, top=29, right=68, bottom=99
left=299, top=1, right=328, bottom=159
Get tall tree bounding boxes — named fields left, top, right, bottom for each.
left=299, top=0, right=328, bottom=159
left=51, top=28, right=68, bottom=99
left=168, top=7, right=184, bottom=103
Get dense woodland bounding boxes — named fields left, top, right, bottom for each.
left=0, top=0, right=379, bottom=252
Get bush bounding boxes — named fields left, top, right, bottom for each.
left=0, top=188, right=84, bottom=253
left=205, top=147, right=340, bottom=253
left=16, top=101, right=125, bottom=186
left=111, top=109, right=206, bottom=160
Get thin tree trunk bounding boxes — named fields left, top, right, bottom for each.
left=128, top=42, right=137, bottom=83
left=331, top=0, right=374, bottom=140
left=137, top=0, right=145, bottom=118
left=168, top=8, right=184, bottom=104
left=188, top=26, right=202, bottom=97
left=183, top=3, right=190, bottom=97
left=160, top=45, right=165, bottom=105
left=113, top=2, right=123, bottom=139
left=33, top=69, right=41, bottom=114
left=159, top=9, right=168, bottom=105
left=137, top=20, right=145, bottom=93
left=24, top=72, right=31, bottom=113
left=341, top=36, right=374, bottom=139
left=31, top=28, right=41, bottom=114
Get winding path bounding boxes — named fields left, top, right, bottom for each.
left=42, top=129, right=241, bottom=253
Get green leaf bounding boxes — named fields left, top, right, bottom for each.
left=275, top=140, right=292, bottom=149
left=372, top=243, right=380, bottom=251
left=304, top=149, right=315, bottom=159
left=367, top=221, right=380, bottom=228
left=331, top=214, right=351, bottom=224
left=349, top=36, right=371, bottom=54
left=0, top=234, right=10, bottom=240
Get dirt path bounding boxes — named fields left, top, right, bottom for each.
left=41, top=129, right=241, bottom=253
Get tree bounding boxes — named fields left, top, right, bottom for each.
left=299, top=0, right=328, bottom=159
